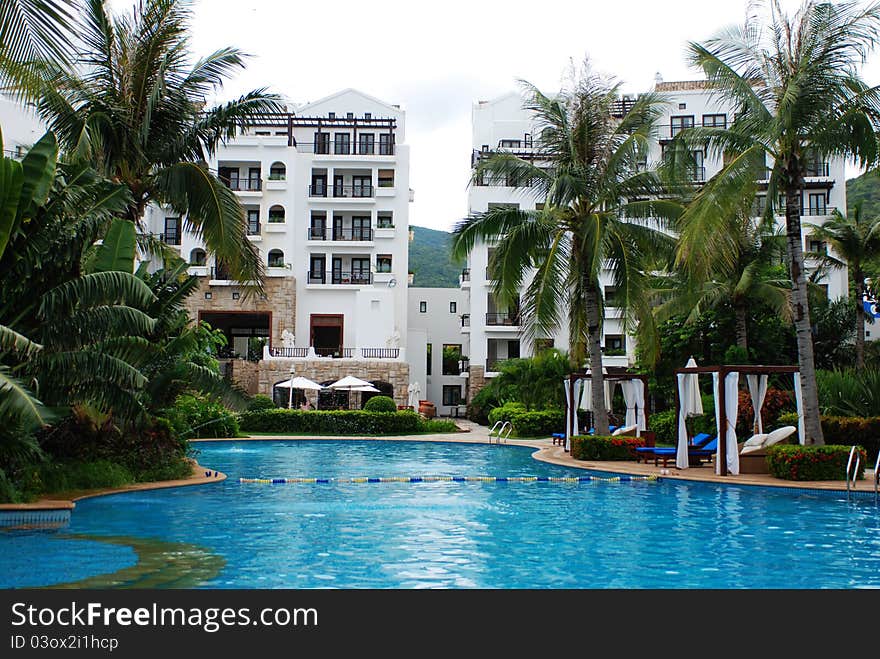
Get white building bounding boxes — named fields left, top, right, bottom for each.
left=459, top=82, right=848, bottom=402
left=0, top=96, right=44, bottom=157
left=407, top=287, right=469, bottom=414
left=144, top=89, right=414, bottom=407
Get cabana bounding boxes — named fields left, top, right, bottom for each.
left=563, top=371, right=651, bottom=451
left=673, top=364, right=804, bottom=476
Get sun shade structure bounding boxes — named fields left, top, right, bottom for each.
left=563, top=371, right=651, bottom=451
left=673, top=364, right=803, bottom=476
left=676, top=357, right=705, bottom=469
left=328, top=375, right=379, bottom=409
left=275, top=376, right=323, bottom=409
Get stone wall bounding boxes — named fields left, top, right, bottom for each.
left=225, top=359, right=260, bottom=395
left=184, top=276, right=296, bottom=346
left=467, top=365, right=487, bottom=403
left=257, top=359, right=411, bottom=408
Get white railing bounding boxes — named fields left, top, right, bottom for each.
left=263, top=346, right=405, bottom=361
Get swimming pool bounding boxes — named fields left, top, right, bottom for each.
left=2, top=440, right=879, bottom=588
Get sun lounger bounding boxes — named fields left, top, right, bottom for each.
left=635, top=436, right=717, bottom=468
left=738, top=426, right=797, bottom=474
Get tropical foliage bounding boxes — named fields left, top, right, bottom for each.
left=673, top=0, right=880, bottom=444
left=453, top=64, right=679, bottom=433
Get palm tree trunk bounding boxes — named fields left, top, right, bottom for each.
left=784, top=180, right=824, bottom=445
left=854, top=271, right=865, bottom=369
left=584, top=283, right=610, bottom=434
left=734, top=301, right=748, bottom=354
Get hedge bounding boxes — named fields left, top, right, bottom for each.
left=165, top=394, right=240, bottom=439
left=570, top=435, right=646, bottom=461
left=238, top=409, right=425, bottom=435
left=766, top=445, right=866, bottom=481
left=489, top=404, right=565, bottom=438
left=777, top=413, right=880, bottom=462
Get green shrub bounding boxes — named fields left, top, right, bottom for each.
left=650, top=408, right=677, bottom=445
left=247, top=394, right=276, bottom=411
left=488, top=402, right=526, bottom=426
left=364, top=395, right=397, bottom=413
left=467, top=385, right=500, bottom=424
left=570, top=435, right=646, bottom=461
left=166, top=394, right=240, bottom=439
left=238, top=409, right=423, bottom=435
left=777, top=413, right=880, bottom=462
left=36, top=460, right=134, bottom=493
left=486, top=402, right=563, bottom=437
left=816, top=369, right=880, bottom=417
left=419, top=419, right=460, bottom=433
left=766, top=445, right=866, bottom=481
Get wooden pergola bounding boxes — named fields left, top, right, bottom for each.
left=564, top=371, right=652, bottom=451
left=673, top=364, right=800, bottom=476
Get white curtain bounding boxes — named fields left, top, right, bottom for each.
left=572, top=379, right=582, bottom=439
left=580, top=372, right=613, bottom=411
left=676, top=373, right=690, bottom=469
left=634, top=380, right=646, bottom=433
left=746, top=374, right=768, bottom=434
left=563, top=378, right=572, bottom=450
left=793, top=372, right=805, bottom=445
left=718, top=372, right=740, bottom=475
left=621, top=380, right=646, bottom=436
left=713, top=373, right=722, bottom=474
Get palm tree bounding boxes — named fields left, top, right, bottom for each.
left=674, top=0, right=880, bottom=444
left=16, top=0, right=283, bottom=284
left=658, top=213, right=790, bottom=355
left=807, top=206, right=880, bottom=368
left=452, top=67, right=679, bottom=434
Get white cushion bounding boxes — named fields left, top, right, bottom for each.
left=740, top=443, right=765, bottom=455
left=743, top=433, right=768, bottom=448
left=612, top=424, right=637, bottom=436
left=764, top=426, right=797, bottom=447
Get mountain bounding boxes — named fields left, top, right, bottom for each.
left=846, top=171, right=880, bottom=218
left=408, top=225, right=462, bottom=288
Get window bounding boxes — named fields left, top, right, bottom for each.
left=449, top=301, right=457, bottom=314
left=426, top=343, right=432, bottom=375
left=269, top=162, right=286, bottom=180
left=352, top=175, right=372, bottom=197
left=678, top=103, right=687, bottom=110
left=378, top=169, right=394, bottom=188
left=346, top=112, right=354, bottom=120
left=268, top=249, right=285, bottom=267
left=268, top=205, right=285, bottom=223
left=189, top=248, right=206, bottom=265
left=690, top=150, right=705, bottom=181
left=442, top=344, right=462, bottom=375
left=334, top=133, right=351, bottom=155
left=358, top=133, right=375, bottom=154
left=808, top=237, right=826, bottom=254
left=328, top=112, right=335, bottom=119
left=500, top=139, right=521, bottom=148
left=807, top=193, right=827, bottom=216
left=379, top=133, right=394, bottom=155
left=309, top=255, right=326, bottom=283
left=311, top=172, right=327, bottom=196
left=246, top=209, right=260, bottom=235
left=419, top=301, right=427, bottom=313
left=351, top=258, right=370, bottom=283
left=702, top=113, right=726, bottom=128
left=442, top=385, right=462, bottom=406
left=164, top=216, right=180, bottom=245
left=204, top=291, right=212, bottom=300
left=605, top=335, right=626, bottom=355
left=232, top=291, right=240, bottom=300
left=314, top=132, right=330, bottom=154
left=310, top=211, right=327, bottom=239
left=255, top=130, right=270, bottom=136
left=377, top=212, right=393, bottom=228
left=377, top=254, right=392, bottom=273
left=351, top=216, right=371, bottom=240
left=364, top=112, right=372, bottom=120
left=604, top=286, right=620, bottom=307
left=670, top=115, right=694, bottom=137
left=248, top=167, right=261, bottom=191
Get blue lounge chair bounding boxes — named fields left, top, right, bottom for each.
left=635, top=434, right=716, bottom=467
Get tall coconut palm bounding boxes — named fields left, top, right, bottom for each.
left=807, top=206, right=880, bottom=368
left=657, top=212, right=790, bottom=355
left=674, top=0, right=880, bottom=444
left=16, top=0, right=283, bottom=284
left=452, top=67, right=679, bottom=434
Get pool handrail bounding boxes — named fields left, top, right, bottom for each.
left=845, top=446, right=860, bottom=496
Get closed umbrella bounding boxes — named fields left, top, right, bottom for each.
left=676, top=357, right=704, bottom=469
left=684, top=357, right=703, bottom=417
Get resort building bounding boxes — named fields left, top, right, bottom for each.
left=458, top=81, right=849, bottom=401
left=407, top=287, right=470, bottom=415
left=143, top=89, right=414, bottom=407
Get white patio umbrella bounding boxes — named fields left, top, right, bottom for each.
left=275, top=376, right=322, bottom=409
left=329, top=376, right=377, bottom=409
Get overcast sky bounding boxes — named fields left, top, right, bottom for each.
left=111, top=0, right=880, bottom=231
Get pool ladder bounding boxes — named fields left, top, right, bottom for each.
left=845, top=446, right=862, bottom=498
left=488, top=421, right=513, bottom=444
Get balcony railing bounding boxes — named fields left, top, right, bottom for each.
left=210, top=265, right=231, bottom=280
left=307, top=227, right=373, bottom=241
left=308, top=184, right=374, bottom=198
left=460, top=269, right=470, bottom=281
left=461, top=314, right=470, bottom=327
left=805, top=162, right=830, bottom=177
left=486, top=312, right=520, bottom=326
left=688, top=167, right=706, bottom=182
left=315, top=347, right=354, bottom=358
left=300, top=141, right=396, bottom=155
left=223, top=178, right=262, bottom=191
left=270, top=347, right=309, bottom=358
left=162, top=231, right=181, bottom=245
left=306, top=270, right=373, bottom=285
left=751, top=203, right=837, bottom=217
left=361, top=348, right=400, bottom=359
left=246, top=222, right=261, bottom=236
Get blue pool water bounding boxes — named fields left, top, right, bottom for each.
left=2, top=440, right=879, bottom=588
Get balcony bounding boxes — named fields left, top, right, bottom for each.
left=308, top=184, right=374, bottom=199
left=486, top=312, right=520, bottom=326
left=246, top=222, right=261, bottom=236
left=224, top=178, right=262, bottom=192
left=306, top=270, right=373, bottom=285
left=306, top=227, right=373, bottom=242
left=299, top=141, right=396, bottom=156
left=266, top=346, right=402, bottom=360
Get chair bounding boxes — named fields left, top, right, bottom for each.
left=612, top=424, right=638, bottom=436
left=738, top=426, right=797, bottom=474
left=635, top=434, right=716, bottom=467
